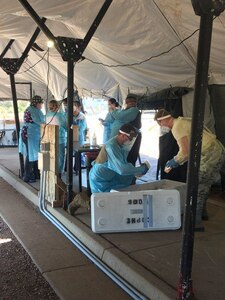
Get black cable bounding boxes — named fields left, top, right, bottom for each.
left=152, top=0, right=196, bottom=66
left=82, top=28, right=199, bottom=68
left=17, top=49, right=48, bottom=74
left=82, top=15, right=218, bottom=69
left=81, top=87, right=110, bottom=98
left=46, top=48, right=50, bottom=108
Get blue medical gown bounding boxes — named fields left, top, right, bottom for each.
left=110, top=107, right=140, bottom=138
left=46, top=111, right=67, bottom=173
left=19, top=106, right=45, bottom=161
left=73, top=112, right=87, bottom=145
left=102, top=112, right=115, bottom=144
left=89, top=137, right=146, bottom=193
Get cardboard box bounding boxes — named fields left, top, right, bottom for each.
left=73, top=125, right=79, bottom=142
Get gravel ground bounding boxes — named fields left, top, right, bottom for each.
left=0, top=216, right=59, bottom=300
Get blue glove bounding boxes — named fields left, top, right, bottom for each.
left=141, top=163, right=149, bottom=175
left=165, top=158, right=179, bottom=169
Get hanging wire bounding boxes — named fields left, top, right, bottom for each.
left=217, top=16, right=225, bottom=28
left=9, top=14, right=217, bottom=79
left=81, top=28, right=200, bottom=68
left=13, top=28, right=198, bottom=75
left=152, top=0, right=196, bottom=66
left=46, top=48, right=50, bottom=112
left=40, top=48, right=63, bottom=141
left=82, top=15, right=217, bottom=69
left=17, top=49, right=49, bottom=74
left=10, top=15, right=217, bottom=99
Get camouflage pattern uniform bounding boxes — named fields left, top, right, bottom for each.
left=172, top=117, right=225, bottom=224
left=197, top=140, right=225, bottom=224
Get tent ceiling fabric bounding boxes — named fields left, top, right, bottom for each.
left=0, top=0, right=225, bottom=101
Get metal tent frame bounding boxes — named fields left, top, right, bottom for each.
left=18, top=0, right=113, bottom=207
left=178, top=1, right=225, bottom=299
left=2, top=0, right=224, bottom=299
left=0, top=20, right=45, bottom=177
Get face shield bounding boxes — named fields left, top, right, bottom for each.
left=156, top=113, right=172, bottom=135
left=119, top=130, right=137, bottom=150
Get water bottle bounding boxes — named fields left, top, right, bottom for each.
left=91, top=133, right=97, bottom=146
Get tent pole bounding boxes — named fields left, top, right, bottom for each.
left=18, top=18, right=46, bottom=68
left=177, top=11, right=213, bottom=300
left=18, top=0, right=56, bottom=45
left=178, top=1, right=225, bottom=297
left=0, top=40, right=14, bottom=60
left=66, top=60, right=74, bottom=208
left=82, top=0, right=113, bottom=49
left=10, top=73, right=25, bottom=177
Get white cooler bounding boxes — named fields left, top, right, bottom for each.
left=91, top=189, right=181, bottom=233
left=117, top=179, right=186, bottom=213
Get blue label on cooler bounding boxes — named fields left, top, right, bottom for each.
left=143, top=194, right=153, bottom=228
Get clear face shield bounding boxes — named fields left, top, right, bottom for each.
left=120, top=130, right=137, bottom=151
left=156, top=114, right=171, bottom=136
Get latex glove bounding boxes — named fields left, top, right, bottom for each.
left=143, top=160, right=151, bottom=170
left=141, top=163, right=149, bottom=175
left=164, top=158, right=179, bottom=173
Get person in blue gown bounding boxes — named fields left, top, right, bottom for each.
left=73, top=101, right=87, bottom=168
left=110, top=96, right=140, bottom=139
left=19, top=95, right=45, bottom=182
left=89, top=124, right=149, bottom=193
left=110, top=96, right=142, bottom=168
left=46, top=100, right=67, bottom=176
left=73, top=101, right=87, bottom=146
left=99, top=98, right=118, bottom=144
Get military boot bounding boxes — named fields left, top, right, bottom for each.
left=68, top=192, right=90, bottom=216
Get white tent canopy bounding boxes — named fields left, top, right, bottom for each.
left=0, top=0, right=225, bottom=101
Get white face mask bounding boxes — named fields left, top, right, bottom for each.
left=123, top=137, right=136, bottom=151
left=124, top=140, right=133, bottom=146
left=161, top=126, right=171, bottom=135
left=63, top=105, right=68, bottom=113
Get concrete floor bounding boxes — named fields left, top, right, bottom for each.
left=0, top=177, right=130, bottom=300
left=1, top=148, right=225, bottom=300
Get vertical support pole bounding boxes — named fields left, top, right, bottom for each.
left=29, top=82, right=32, bottom=100
left=178, top=14, right=214, bottom=300
left=66, top=60, right=74, bottom=208
left=10, top=73, right=24, bottom=177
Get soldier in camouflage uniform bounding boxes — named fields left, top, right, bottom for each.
left=154, top=109, right=225, bottom=226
